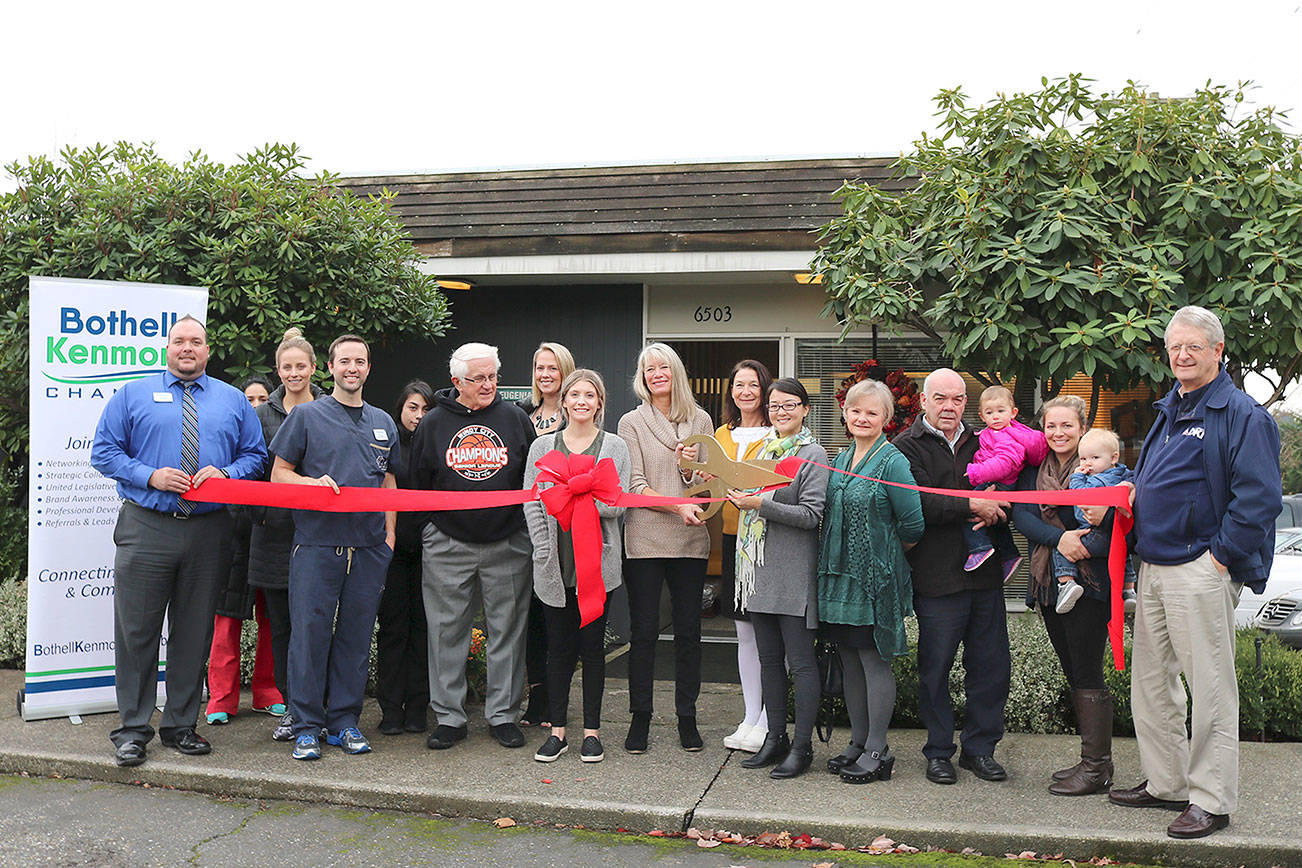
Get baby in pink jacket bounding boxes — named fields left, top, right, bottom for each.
left=964, top=386, right=1049, bottom=581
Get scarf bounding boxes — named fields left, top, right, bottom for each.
left=1029, top=448, right=1091, bottom=604
left=735, top=425, right=814, bottom=611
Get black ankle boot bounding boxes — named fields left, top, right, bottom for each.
left=826, top=742, right=864, bottom=774
left=740, top=731, right=790, bottom=768
left=770, top=742, right=813, bottom=779
left=624, top=712, right=651, bottom=754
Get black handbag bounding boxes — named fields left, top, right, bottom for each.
left=815, top=640, right=842, bottom=743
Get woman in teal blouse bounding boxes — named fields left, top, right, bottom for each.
left=818, top=379, right=925, bottom=785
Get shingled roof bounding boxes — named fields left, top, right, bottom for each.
left=334, top=157, right=899, bottom=258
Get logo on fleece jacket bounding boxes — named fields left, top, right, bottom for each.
left=445, top=425, right=509, bottom=481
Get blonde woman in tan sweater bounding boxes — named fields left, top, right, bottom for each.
left=617, top=343, right=714, bottom=754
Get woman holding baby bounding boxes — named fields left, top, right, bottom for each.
left=1011, top=394, right=1131, bottom=798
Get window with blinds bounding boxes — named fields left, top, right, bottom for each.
left=795, top=336, right=1035, bottom=610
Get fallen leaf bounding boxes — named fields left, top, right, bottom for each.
left=696, top=838, right=720, bottom=849
left=870, top=835, right=896, bottom=852
left=492, top=818, right=515, bottom=828
left=686, top=827, right=702, bottom=840
left=647, top=830, right=666, bottom=837
left=896, top=844, right=919, bottom=854
left=830, top=842, right=846, bottom=850
left=813, top=863, right=834, bottom=868
left=540, top=778, right=553, bottom=784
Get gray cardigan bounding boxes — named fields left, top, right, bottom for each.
left=740, top=441, right=830, bottom=627
left=523, top=431, right=631, bottom=608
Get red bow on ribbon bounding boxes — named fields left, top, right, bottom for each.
left=535, top=450, right=623, bottom=627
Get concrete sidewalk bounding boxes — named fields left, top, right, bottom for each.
left=1, top=669, right=1297, bottom=868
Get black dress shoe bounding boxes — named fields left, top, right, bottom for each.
left=426, top=724, right=468, bottom=750
left=490, top=722, right=525, bottom=748
left=926, top=757, right=957, bottom=785
left=1108, top=780, right=1188, bottom=810
left=114, top=742, right=146, bottom=767
left=160, top=728, right=211, bottom=755
left=1167, top=804, right=1229, bottom=839
left=826, top=742, right=864, bottom=774
left=377, top=718, right=404, bottom=736
left=740, top=732, right=790, bottom=769
left=959, top=752, right=1007, bottom=781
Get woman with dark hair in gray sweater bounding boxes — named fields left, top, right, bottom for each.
left=728, top=377, right=830, bottom=779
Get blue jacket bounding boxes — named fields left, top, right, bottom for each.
left=1132, top=367, right=1281, bottom=592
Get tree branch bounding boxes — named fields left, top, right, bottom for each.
left=1265, top=352, right=1302, bottom=407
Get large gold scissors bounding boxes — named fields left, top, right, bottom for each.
left=676, top=434, right=792, bottom=520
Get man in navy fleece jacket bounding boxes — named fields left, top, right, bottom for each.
left=1108, top=306, right=1281, bottom=840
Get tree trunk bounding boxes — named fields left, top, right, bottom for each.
left=1087, top=377, right=1102, bottom=428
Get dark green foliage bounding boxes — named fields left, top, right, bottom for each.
left=1277, top=411, right=1302, bottom=494
left=814, top=76, right=1302, bottom=404
left=0, top=142, right=449, bottom=468
left=0, top=142, right=450, bottom=567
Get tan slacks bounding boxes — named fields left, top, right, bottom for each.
left=1132, top=551, right=1241, bottom=815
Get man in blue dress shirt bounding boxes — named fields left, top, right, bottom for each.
left=91, top=315, right=267, bottom=767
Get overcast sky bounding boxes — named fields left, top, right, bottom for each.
left=7, top=0, right=1302, bottom=404
left=7, top=1, right=1302, bottom=180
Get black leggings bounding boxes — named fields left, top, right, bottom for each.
left=624, top=557, right=705, bottom=718
left=259, top=586, right=291, bottom=704
left=751, top=612, right=818, bottom=748
left=375, top=544, right=429, bottom=716
left=543, top=586, right=607, bottom=730
left=1041, top=595, right=1109, bottom=689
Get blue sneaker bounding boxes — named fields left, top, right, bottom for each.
left=964, top=549, right=994, bottom=572
left=326, top=727, right=372, bottom=755
left=254, top=702, right=288, bottom=716
left=292, top=733, right=322, bottom=761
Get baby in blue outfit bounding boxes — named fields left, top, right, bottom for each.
left=1051, top=428, right=1138, bottom=614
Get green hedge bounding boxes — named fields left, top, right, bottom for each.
left=814, top=614, right=1302, bottom=741
left=2, top=578, right=1298, bottom=739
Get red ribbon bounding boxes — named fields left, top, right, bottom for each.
left=777, top=455, right=1133, bottom=670
left=534, top=451, right=624, bottom=628
left=186, top=449, right=1136, bottom=669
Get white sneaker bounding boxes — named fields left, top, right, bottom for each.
left=737, top=724, right=767, bottom=753
left=722, top=722, right=752, bottom=750
left=1056, top=579, right=1084, bottom=614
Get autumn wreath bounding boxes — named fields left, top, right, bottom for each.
left=834, top=359, right=921, bottom=438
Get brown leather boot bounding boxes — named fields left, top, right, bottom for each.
left=1051, top=689, right=1087, bottom=782
left=1050, top=689, right=1113, bottom=796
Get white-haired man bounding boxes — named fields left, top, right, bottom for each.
left=408, top=343, right=536, bottom=750
left=1109, top=306, right=1281, bottom=838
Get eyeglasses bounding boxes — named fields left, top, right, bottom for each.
left=767, top=401, right=803, bottom=413
left=464, top=373, right=499, bottom=385
left=1165, top=343, right=1211, bottom=355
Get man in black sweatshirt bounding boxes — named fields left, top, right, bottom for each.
left=892, top=368, right=1011, bottom=787
left=409, top=342, right=536, bottom=752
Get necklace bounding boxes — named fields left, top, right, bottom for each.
left=534, top=408, right=560, bottom=431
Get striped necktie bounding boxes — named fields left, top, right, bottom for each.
left=178, top=382, right=199, bottom=516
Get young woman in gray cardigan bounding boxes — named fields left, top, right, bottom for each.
left=728, top=378, right=830, bottom=780
left=522, top=370, right=630, bottom=764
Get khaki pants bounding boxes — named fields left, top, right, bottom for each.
left=1132, top=551, right=1241, bottom=815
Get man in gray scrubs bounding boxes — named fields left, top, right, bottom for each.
left=270, top=334, right=398, bottom=760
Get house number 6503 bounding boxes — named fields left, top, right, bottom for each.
left=693, top=305, right=732, bottom=323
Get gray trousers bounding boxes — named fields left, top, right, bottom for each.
left=1133, top=551, right=1242, bottom=814
left=111, top=502, right=233, bottom=747
left=421, top=524, right=531, bottom=727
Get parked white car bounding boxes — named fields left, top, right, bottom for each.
left=1234, top=528, right=1302, bottom=628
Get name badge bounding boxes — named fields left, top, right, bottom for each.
left=373, top=428, right=389, bottom=441
left=153, top=392, right=174, bottom=403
